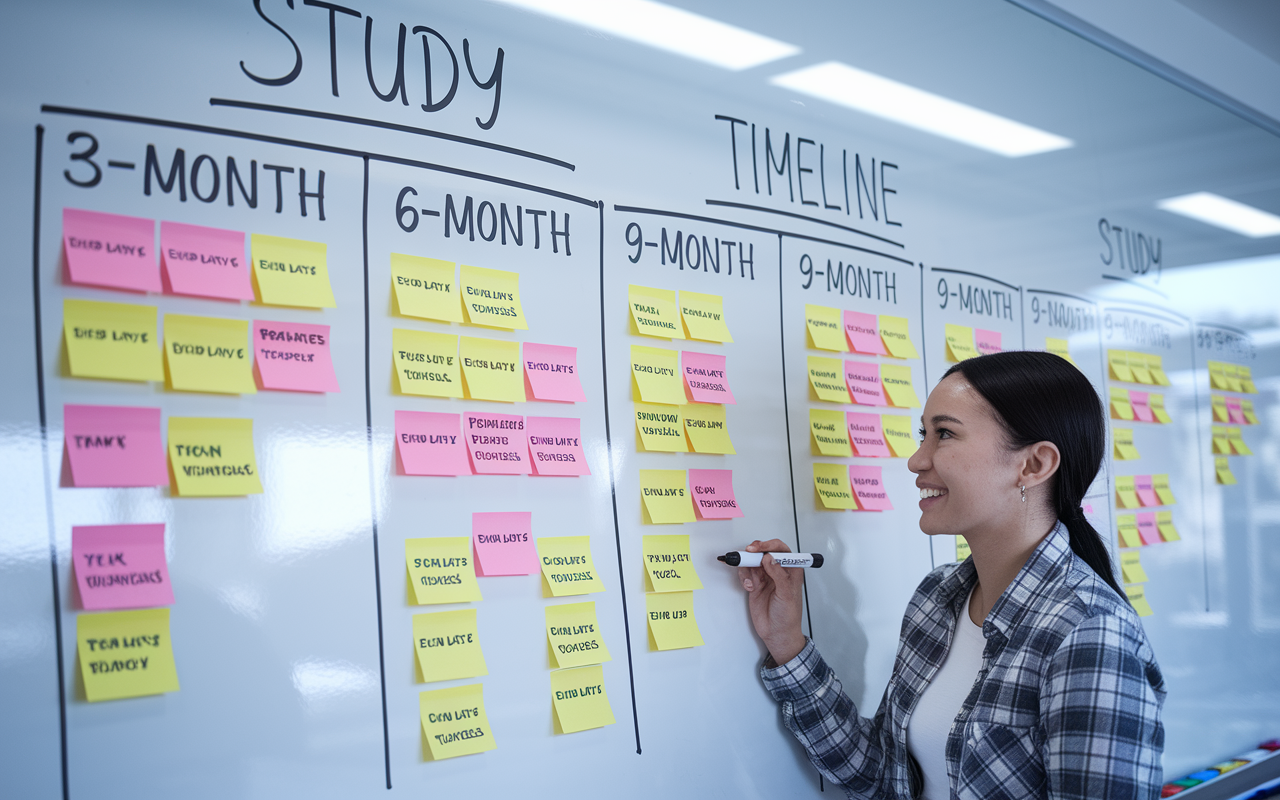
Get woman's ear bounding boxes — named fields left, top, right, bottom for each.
left=1021, top=441, right=1061, bottom=488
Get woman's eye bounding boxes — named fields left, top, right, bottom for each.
left=937, top=429, right=953, bottom=439
left=917, top=427, right=927, bottom=439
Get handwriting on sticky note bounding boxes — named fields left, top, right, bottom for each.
left=808, top=356, right=850, bottom=403
left=160, top=221, right=252, bottom=301
left=880, top=364, right=920, bottom=408
left=164, top=314, right=256, bottom=394
left=688, top=468, right=742, bottom=519
left=77, top=608, right=180, bottom=702
left=639, top=469, right=695, bottom=524
left=390, top=254, right=462, bottom=322
left=253, top=320, right=339, bottom=392
left=631, top=345, right=685, bottom=405
left=682, top=351, right=735, bottom=404
left=406, top=537, right=481, bottom=605
left=527, top=416, right=590, bottom=476
left=805, top=304, right=846, bottom=352
left=551, top=665, right=615, bottom=733
left=635, top=403, right=687, bottom=453
left=849, top=465, right=892, bottom=511
left=847, top=413, right=891, bottom=457
left=814, top=462, right=858, bottom=510
left=845, top=361, right=885, bottom=405
left=537, top=536, right=603, bottom=597
left=413, top=609, right=487, bottom=683
left=678, top=290, right=731, bottom=342
left=545, top=601, right=610, bottom=668
left=880, top=414, right=918, bottom=457
left=63, top=208, right=160, bottom=293
left=72, top=524, right=172, bottom=610
left=646, top=591, right=703, bottom=650
left=462, top=412, right=529, bottom=474
left=974, top=328, right=1002, bottom=356
left=878, top=315, right=918, bottom=359
left=395, top=411, right=469, bottom=476
left=167, top=417, right=262, bottom=496
left=945, top=324, right=978, bottom=362
left=844, top=310, right=885, bottom=355
left=460, top=265, right=527, bottom=329
left=64, top=404, right=168, bottom=488
left=682, top=402, right=735, bottom=454
left=810, top=408, right=852, bottom=457
left=419, top=683, right=496, bottom=760
left=460, top=337, right=524, bottom=402
left=523, top=342, right=585, bottom=402
left=628, top=285, right=684, bottom=339
left=392, top=329, right=461, bottom=397
left=250, top=234, right=335, bottom=308
left=472, top=512, right=539, bottom=577
left=64, top=299, right=163, bottom=383
left=643, top=535, right=702, bottom=592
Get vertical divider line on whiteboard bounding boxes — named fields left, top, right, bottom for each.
left=919, top=263, right=934, bottom=571
left=1189, top=323, right=1212, bottom=614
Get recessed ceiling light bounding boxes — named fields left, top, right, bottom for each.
left=489, top=0, right=800, bottom=70
left=1157, top=192, right=1280, bottom=238
left=769, top=61, right=1073, bottom=157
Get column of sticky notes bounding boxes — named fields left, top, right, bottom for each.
left=1207, top=360, right=1258, bottom=487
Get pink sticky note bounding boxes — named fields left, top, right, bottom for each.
left=1136, top=513, right=1161, bottom=545
left=1130, top=391, right=1154, bottom=423
left=523, top=342, right=586, bottom=402
left=1135, top=475, right=1159, bottom=507
left=463, top=412, right=531, bottom=474
left=253, top=320, right=340, bottom=393
left=63, top=404, right=168, bottom=487
left=848, top=465, right=893, bottom=511
left=689, top=468, right=744, bottom=519
left=72, top=524, right=172, bottom=610
left=682, top=351, right=736, bottom=404
left=63, top=208, right=160, bottom=293
left=974, top=329, right=1002, bottom=356
left=844, top=310, right=886, bottom=355
left=159, top=221, right=253, bottom=301
left=845, top=361, right=886, bottom=406
left=847, top=413, right=892, bottom=457
left=527, top=416, right=591, bottom=476
left=1225, top=398, right=1246, bottom=425
left=472, top=512, right=539, bottom=576
left=395, top=411, right=470, bottom=476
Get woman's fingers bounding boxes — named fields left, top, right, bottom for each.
left=754, top=538, right=793, bottom=554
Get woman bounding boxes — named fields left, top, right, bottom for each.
left=740, top=351, right=1165, bottom=799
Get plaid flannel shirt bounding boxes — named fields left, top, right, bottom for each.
left=762, top=522, right=1165, bottom=799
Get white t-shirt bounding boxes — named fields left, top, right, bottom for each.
left=906, top=591, right=987, bottom=800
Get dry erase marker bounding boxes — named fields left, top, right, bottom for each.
left=718, top=551, right=824, bottom=568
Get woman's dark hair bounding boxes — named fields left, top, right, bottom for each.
left=943, top=350, right=1122, bottom=596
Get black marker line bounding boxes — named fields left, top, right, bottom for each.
left=210, top=98, right=575, bottom=171
left=704, top=199, right=904, bottom=249
left=1099, top=273, right=1169, bottom=299
left=1100, top=304, right=1189, bottom=328
left=1189, top=326, right=1212, bottom=613
left=927, top=266, right=1020, bottom=293
left=1026, top=287, right=1098, bottom=306
left=1018, top=287, right=1026, bottom=349
left=1198, top=321, right=1251, bottom=337
left=1090, top=302, right=1118, bottom=573
left=919, top=263, right=934, bottom=571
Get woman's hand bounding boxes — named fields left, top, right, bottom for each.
left=738, top=539, right=807, bottom=665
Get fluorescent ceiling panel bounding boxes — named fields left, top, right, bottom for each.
left=769, top=61, right=1073, bottom=157
left=1157, top=192, right=1280, bottom=238
left=489, top=0, right=800, bottom=70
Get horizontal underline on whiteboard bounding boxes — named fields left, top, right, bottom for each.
left=1026, top=287, right=1097, bottom=305
left=209, top=98, right=576, bottom=171
left=1197, top=320, right=1249, bottom=336
left=39, top=104, right=597, bottom=207
left=703, top=199, right=904, bottom=248
left=927, top=265, right=1021, bottom=292
left=1098, top=273, right=1169, bottom=299
left=1098, top=301, right=1190, bottom=326
left=613, top=204, right=915, bottom=265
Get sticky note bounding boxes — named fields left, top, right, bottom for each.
left=394, top=411, right=469, bottom=476
left=847, top=413, right=891, bottom=458
left=527, top=416, right=590, bottom=476
left=537, top=537, right=604, bottom=597
left=523, top=342, right=586, bottom=402
left=167, top=417, right=262, bottom=496
left=1129, top=391, right=1154, bottom=423
left=1109, top=350, right=1134, bottom=382
left=881, top=414, right=919, bottom=457
left=63, top=404, right=168, bottom=487
left=646, top=591, right=703, bottom=650
left=420, top=683, right=496, bottom=760
left=163, top=314, right=255, bottom=394
left=814, top=462, right=858, bottom=510
left=1156, top=511, right=1180, bottom=542
left=159, top=221, right=252, bottom=301
left=1152, top=474, right=1176, bottom=506
left=682, top=352, right=735, bottom=404
left=462, top=412, right=530, bottom=475
left=642, top=535, right=702, bottom=592
left=974, top=328, right=1002, bottom=356
left=1240, top=365, right=1257, bottom=394
left=1046, top=337, right=1075, bottom=366
left=392, top=329, right=461, bottom=397
left=805, top=304, right=846, bottom=351
left=1146, top=354, right=1170, bottom=386
left=631, top=346, right=685, bottom=405
left=460, top=337, right=524, bottom=402
left=1241, top=400, right=1259, bottom=425
left=63, top=208, right=159, bottom=293
left=628, top=285, right=684, bottom=339
left=1134, top=475, right=1159, bottom=507
left=1129, top=353, right=1154, bottom=384
left=1149, top=393, right=1171, bottom=424
left=1109, top=387, right=1134, bottom=421
left=845, top=361, right=886, bottom=406
left=1115, top=476, right=1140, bottom=509
left=77, top=608, right=179, bottom=702
left=955, top=536, right=971, bottom=561
left=635, top=403, right=688, bottom=453
left=1223, top=363, right=1243, bottom=393
left=253, top=320, right=339, bottom=392
left=810, top=409, right=852, bottom=457
left=1120, top=551, right=1148, bottom=583
left=1211, top=426, right=1231, bottom=455
left=472, top=511, right=538, bottom=577
left=1124, top=584, right=1153, bottom=617
left=1228, top=428, right=1252, bottom=456
left=546, top=601, right=610, bottom=668
left=551, top=665, right=615, bottom=733
left=413, top=609, right=487, bottom=683
left=1136, top=513, right=1161, bottom=546
left=390, top=253, right=463, bottom=322
left=1113, top=428, right=1140, bottom=460
left=878, top=315, right=918, bottom=359
left=881, top=364, right=921, bottom=408
left=459, top=265, right=527, bottom=329
left=944, top=324, right=977, bottom=362
left=249, top=234, right=334, bottom=308
left=688, top=469, right=742, bottom=519
left=681, top=403, right=735, bottom=454
left=1117, top=515, right=1141, bottom=548
left=849, top=465, right=892, bottom=511
left=808, top=356, right=851, bottom=403
left=64, top=299, right=163, bottom=382
left=678, top=290, right=732, bottom=342
left=405, top=537, right=481, bottom=605
left=1225, top=397, right=1246, bottom=425
left=639, top=469, right=695, bottom=524
left=844, top=310, right=886, bottom=355
left=1215, top=456, right=1237, bottom=485
left=1208, top=361, right=1230, bottom=390
left=72, top=524, right=172, bottom=610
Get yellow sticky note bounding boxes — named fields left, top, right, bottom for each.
left=807, top=356, right=851, bottom=403
left=406, top=537, right=481, bottom=605
left=635, top=402, right=687, bottom=452
left=1046, top=337, right=1075, bottom=366
left=1156, top=511, right=1180, bottom=542
left=810, top=409, right=852, bottom=457
left=881, top=414, right=918, bottom=457
left=63, top=299, right=163, bottom=382
left=1129, top=351, right=1153, bottom=384
left=646, top=591, right=704, bottom=651
left=631, top=346, right=685, bottom=405
left=162, top=314, right=255, bottom=394
left=1223, top=363, right=1243, bottom=393
left=459, top=337, right=523, bottom=402
left=1108, top=350, right=1134, bottom=382
left=678, top=290, right=732, bottom=342
left=1215, top=455, right=1237, bottom=485
left=1120, top=551, right=1148, bottom=584
left=167, top=417, right=263, bottom=496
left=250, top=234, right=335, bottom=308
left=420, top=683, right=496, bottom=760
left=551, top=665, right=615, bottom=734
left=1152, top=474, right=1176, bottom=506
left=805, top=304, right=846, bottom=351
left=1109, top=387, right=1134, bottom=421
left=459, top=265, right=527, bottom=329
left=681, top=403, right=735, bottom=454
left=1228, top=428, right=1252, bottom=456
left=639, top=469, right=695, bottom=524
left=628, top=285, right=685, bottom=339
left=1208, top=361, right=1229, bottom=390
left=1113, top=428, right=1140, bottom=461
left=537, top=536, right=604, bottom=597
left=878, top=315, right=918, bottom=359
left=1149, top=393, right=1172, bottom=424
left=1146, top=353, right=1170, bottom=386
left=1125, top=584, right=1154, bottom=617
left=642, top=535, right=702, bottom=593
left=1211, top=395, right=1230, bottom=422
left=1241, top=400, right=1259, bottom=425
left=955, top=536, right=971, bottom=562
left=944, top=324, right=978, bottom=362
left=393, top=329, right=462, bottom=397
left=1240, top=366, right=1257, bottom=394
left=413, top=609, right=487, bottom=683
left=77, top=608, right=179, bottom=702
left=814, top=462, right=858, bottom=510
left=546, top=601, right=610, bottom=668
left=1115, top=476, right=1140, bottom=509
left=881, top=364, right=921, bottom=408
left=390, top=253, right=463, bottom=323
left=1117, top=515, right=1141, bottom=548
left=1211, top=426, right=1231, bottom=455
